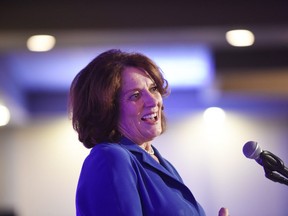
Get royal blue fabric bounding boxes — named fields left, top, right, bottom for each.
left=76, top=137, right=206, bottom=216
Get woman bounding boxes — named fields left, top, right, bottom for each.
left=69, top=49, right=228, bottom=216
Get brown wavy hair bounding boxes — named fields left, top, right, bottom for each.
left=69, top=49, right=169, bottom=148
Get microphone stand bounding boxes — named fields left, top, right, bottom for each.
left=259, top=150, right=288, bottom=186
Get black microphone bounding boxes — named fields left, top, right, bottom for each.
left=243, top=141, right=288, bottom=186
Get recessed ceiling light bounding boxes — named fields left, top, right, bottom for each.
left=203, top=107, right=226, bottom=124
left=27, top=35, right=56, bottom=52
left=0, top=104, right=10, bottom=126
left=225, top=29, right=255, bottom=47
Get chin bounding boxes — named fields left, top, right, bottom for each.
left=151, top=129, right=162, bottom=138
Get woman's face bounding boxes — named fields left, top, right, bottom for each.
left=118, top=66, right=163, bottom=145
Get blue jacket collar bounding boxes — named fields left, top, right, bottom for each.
left=118, top=136, right=199, bottom=211
left=118, top=136, right=183, bottom=183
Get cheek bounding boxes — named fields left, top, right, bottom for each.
left=119, top=107, right=128, bottom=121
left=157, top=94, right=163, bottom=106
left=119, top=102, right=139, bottom=120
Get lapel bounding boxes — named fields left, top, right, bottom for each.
left=119, top=137, right=178, bottom=180
left=118, top=137, right=199, bottom=210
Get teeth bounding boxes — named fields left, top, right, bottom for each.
left=142, top=113, right=157, bottom=120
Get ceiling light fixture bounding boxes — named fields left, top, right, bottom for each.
left=203, top=107, right=226, bottom=124
left=27, top=35, right=56, bottom=52
left=0, top=104, right=10, bottom=126
left=225, top=29, right=255, bottom=47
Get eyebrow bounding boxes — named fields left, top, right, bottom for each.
left=121, top=82, right=156, bottom=96
left=121, top=88, right=139, bottom=96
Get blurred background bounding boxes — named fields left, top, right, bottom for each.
left=1, top=1, right=288, bottom=215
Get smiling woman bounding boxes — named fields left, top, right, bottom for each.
left=69, top=49, right=226, bottom=216
left=69, top=49, right=169, bottom=149
left=118, top=67, right=163, bottom=146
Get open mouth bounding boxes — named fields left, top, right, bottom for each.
left=141, top=113, right=158, bottom=123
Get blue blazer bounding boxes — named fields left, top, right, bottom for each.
left=76, top=137, right=206, bottom=216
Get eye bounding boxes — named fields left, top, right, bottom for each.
left=129, top=92, right=141, bottom=101
left=150, top=85, right=158, bottom=92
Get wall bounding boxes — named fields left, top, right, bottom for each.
left=0, top=117, right=88, bottom=216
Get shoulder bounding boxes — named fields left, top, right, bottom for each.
left=79, top=142, right=137, bottom=182
left=76, top=144, right=142, bottom=215
left=84, top=143, right=134, bottom=168
left=91, top=142, right=130, bottom=158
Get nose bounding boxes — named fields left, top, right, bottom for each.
left=143, top=91, right=158, bottom=107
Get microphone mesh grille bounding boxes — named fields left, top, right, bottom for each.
left=243, top=141, right=261, bottom=159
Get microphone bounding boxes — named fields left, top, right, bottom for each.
left=243, top=141, right=262, bottom=163
left=243, top=141, right=288, bottom=186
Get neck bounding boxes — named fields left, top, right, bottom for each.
left=139, top=142, right=154, bottom=155
left=120, top=135, right=154, bottom=155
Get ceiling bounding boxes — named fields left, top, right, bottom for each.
left=1, top=0, right=288, bottom=125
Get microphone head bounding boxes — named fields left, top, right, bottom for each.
left=243, top=141, right=262, bottom=159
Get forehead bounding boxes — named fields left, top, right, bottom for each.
left=121, top=67, right=154, bottom=87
